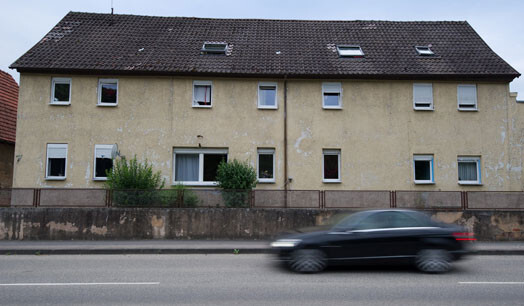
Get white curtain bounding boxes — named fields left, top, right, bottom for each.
left=459, top=162, right=477, bottom=181
left=176, top=154, right=199, bottom=181
left=194, top=85, right=211, bottom=103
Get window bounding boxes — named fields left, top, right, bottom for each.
left=413, top=155, right=434, bottom=184
left=257, top=148, right=275, bottom=183
left=457, top=85, right=477, bottom=111
left=458, top=156, right=481, bottom=185
left=201, top=42, right=228, bottom=54
left=51, top=77, right=71, bottom=105
left=413, top=83, right=433, bottom=110
left=258, top=82, right=277, bottom=109
left=322, top=83, right=342, bottom=109
left=98, top=79, right=118, bottom=106
left=193, top=81, right=213, bottom=107
left=173, top=148, right=228, bottom=185
left=336, top=45, right=364, bottom=57
left=415, top=46, right=434, bottom=56
left=94, top=145, right=113, bottom=180
left=46, top=144, right=67, bottom=180
left=323, top=149, right=341, bottom=183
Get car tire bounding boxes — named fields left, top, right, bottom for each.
left=289, top=249, right=327, bottom=273
left=415, top=249, right=452, bottom=273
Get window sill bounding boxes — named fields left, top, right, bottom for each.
left=45, top=177, right=66, bottom=181
left=458, top=182, right=482, bottom=186
left=50, top=102, right=71, bottom=106
left=414, top=107, right=434, bottom=111
left=97, top=103, right=118, bottom=107
left=323, top=179, right=341, bottom=183
left=172, top=181, right=218, bottom=186
left=322, top=106, right=342, bottom=110
left=192, top=105, right=212, bottom=108
left=414, top=181, right=435, bottom=185
left=258, top=179, right=275, bottom=184
left=258, top=106, right=278, bottom=110
left=93, top=178, right=108, bottom=181
left=457, top=107, right=478, bottom=112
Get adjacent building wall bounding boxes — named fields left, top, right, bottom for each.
left=0, top=142, right=14, bottom=188
left=12, top=74, right=524, bottom=191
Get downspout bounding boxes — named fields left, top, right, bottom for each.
left=284, top=76, right=288, bottom=208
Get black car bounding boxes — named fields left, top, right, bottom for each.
left=271, top=209, right=474, bottom=273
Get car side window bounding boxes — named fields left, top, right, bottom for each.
left=355, top=212, right=393, bottom=230
left=390, top=212, right=422, bottom=228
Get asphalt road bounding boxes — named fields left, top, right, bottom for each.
left=0, top=254, right=523, bottom=305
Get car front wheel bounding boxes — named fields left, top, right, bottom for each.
left=415, top=249, right=452, bottom=273
left=289, top=249, right=327, bottom=273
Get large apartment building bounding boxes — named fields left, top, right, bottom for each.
left=9, top=12, right=523, bottom=191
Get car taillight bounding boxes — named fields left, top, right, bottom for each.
left=453, top=232, right=477, bottom=241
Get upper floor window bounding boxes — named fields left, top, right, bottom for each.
left=257, top=148, right=275, bottom=183
left=98, top=79, right=118, bottom=106
left=94, top=145, right=113, bottom=180
left=258, top=82, right=277, bottom=109
left=337, top=45, right=364, bottom=57
left=173, top=148, right=227, bottom=185
left=322, top=82, right=342, bottom=109
left=193, top=81, right=213, bottom=107
left=457, top=85, right=477, bottom=111
left=413, top=155, right=434, bottom=184
left=458, top=156, right=481, bottom=185
left=413, top=83, right=433, bottom=110
left=323, top=149, right=341, bottom=183
left=51, top=77, right=72, bottom=105
left=46, top=143, right=67, bottom=180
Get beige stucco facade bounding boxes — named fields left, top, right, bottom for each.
left=12, top=73, right=524, bottom=191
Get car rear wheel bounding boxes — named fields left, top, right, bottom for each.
left=416, top=249, right=452, bottom=273
left=289, top=249, right=327, bottom=273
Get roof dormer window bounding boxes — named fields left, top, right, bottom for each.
left=415, top=46, right=434, bottom=56
left=336, top=45, right=364, bottom=57
left=201, top=42, right=228, bottom=54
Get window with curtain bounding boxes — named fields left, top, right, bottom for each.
left=193, top=81, right=212, bottom=107
left=458, top=157, right=481, bottom=184
left=413, top=83, right=433, bottom=110
left=174, top=148, right=228, bottom=185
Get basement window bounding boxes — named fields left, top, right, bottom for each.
left=51, top=77, right=71, bottom=105
left=413, top=83, right=434, bottom=110
left=173, top=148, right=228, bottom=185
left=98, top=79, right=118, bottom=106
left=457, top=85, right=478, bottom=111
left=415, top=46, right=434, bottom=56
left=201, top=42, right=228, bottom=54
left=193, top=81, right=213, bottom=107
left=322, top=82, right=342, bottom=109
left=258, top=148, right=275, bottom=183
left=458, top=156, right=481, bottom=185
left=94, top=145, right=113, bottom=180
left=413, top=155, right=434, bottom=184
left=323, top=149, right=341, bottom=183
left=337, top=45, right=364, bottom=57
left=46, top=143, right=67, bottom=180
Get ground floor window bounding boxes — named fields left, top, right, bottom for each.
left=257, top=148, right=275, bottom=183
left=458, top=156, right=481, bottom=185
left=94, top=145, right=113, bottom=180
left=413, top=155, right=434, bottom=184
left=173, top=148, right=227, bottom=185
left=323, top=149, right=341, bottom=182
left=46, top=143, right=67, bottom=180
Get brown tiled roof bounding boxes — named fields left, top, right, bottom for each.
left=0, top=70, right=18, bottom=143
left=10, top=12, right=520, bottom=81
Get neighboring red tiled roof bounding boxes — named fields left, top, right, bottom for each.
left=0, top=70, right=18, bottom=143
left=10, top=12, right=520, bottom=81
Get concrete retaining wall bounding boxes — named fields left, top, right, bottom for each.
left=0, top=208, right=522, bottom=241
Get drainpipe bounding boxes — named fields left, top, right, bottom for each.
left=284, top=76, right=288, bottom=208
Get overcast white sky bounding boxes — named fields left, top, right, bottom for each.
left=1, top=0, right=522, bottom=98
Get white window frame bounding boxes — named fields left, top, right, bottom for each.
left=336, top=45, right=364, bottom=57
left=173, top=148, right=228, bottom=186
left=192, top=80, right=213, bottom=108
left=413, top=83, right=434, bottom=110
left=46, top=143, right=68, bottom=180
left=257, top=148, right=275, bottom=183
left=415, top=46, right=434, bottom=56
left=458, top=156, right=482, bottom=185
left=50, top=77, right=72, bottom=105
left=322, top=149, right=341, bottom=183
left=93, top=144, right=113, bottom=181
left=258, top=82, right=278, bottom=109
left=322, top=82, right=342, bottom=109
left=97, top=79, right=119, bottom=106
left=413, top=155, right=434, bottom=184
left=457, top=84, right=478, bottom=111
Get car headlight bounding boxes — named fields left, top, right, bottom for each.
left=270, top=239, right=302, bottom=248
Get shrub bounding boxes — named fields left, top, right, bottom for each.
left=105, top=156, right=165, bottom=206
left=216, top=159, right=257, bottom=207
left=172, top=184, right=200, bottom=208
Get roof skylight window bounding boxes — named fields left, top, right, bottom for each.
left=415, top=46, right=435, bottom=56
left=336, top=45, right=364, bottom=57
left=201, top=42, right=228, bottom=54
